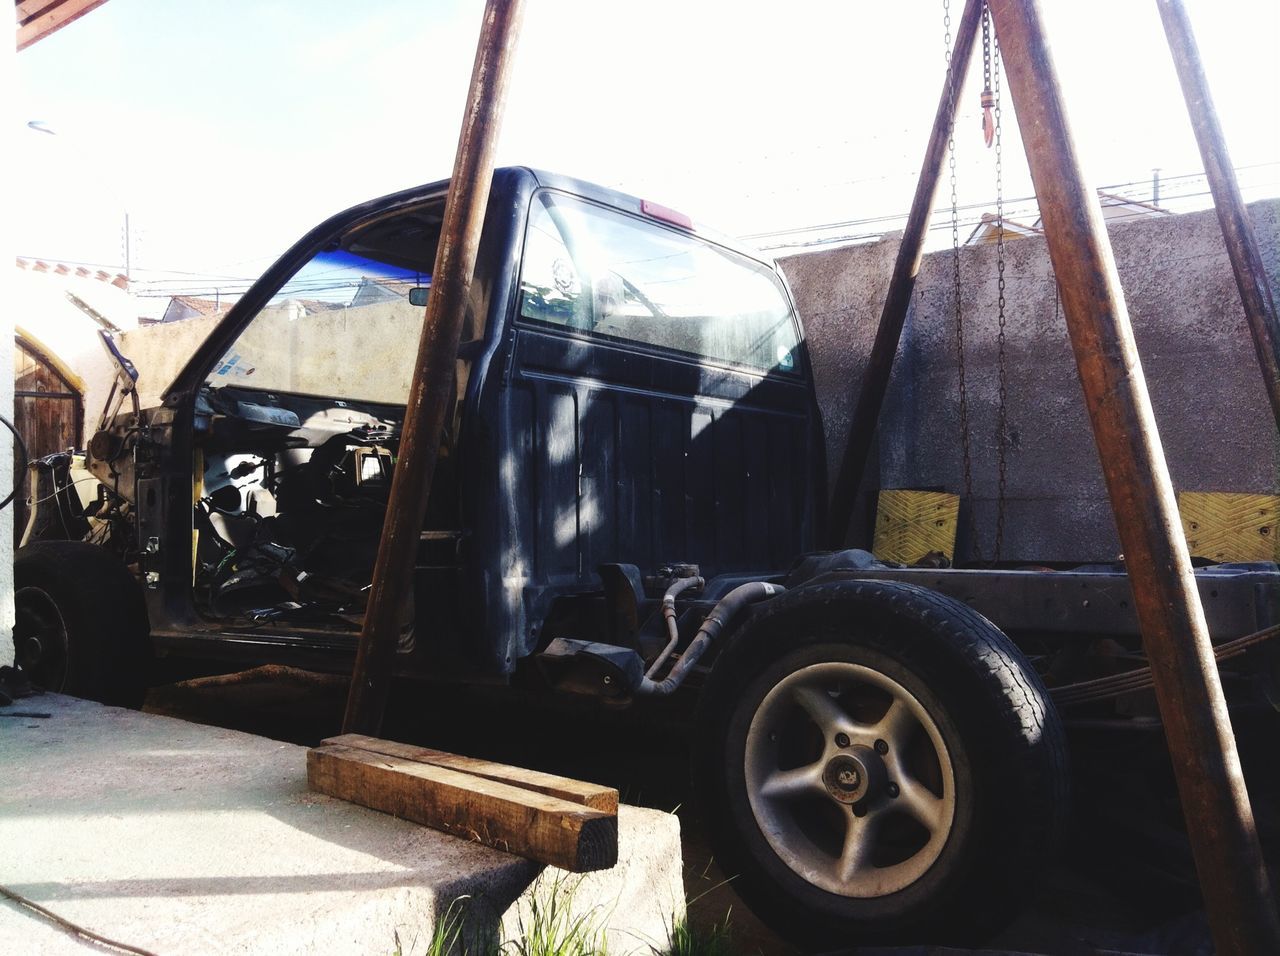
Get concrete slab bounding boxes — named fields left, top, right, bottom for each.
left=0, top=694, right=685, bottom=955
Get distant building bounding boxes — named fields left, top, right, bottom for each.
left=350, top=276, right=424, bottom=308
left=12, top=257, right=141, bottom=538
left=965, top=189, right=1173, bottom=245
left=965, top=213, right=1043, bottom=246
left=160, top=294, right=230, bottom=324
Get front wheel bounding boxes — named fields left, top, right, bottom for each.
left=693, top=579, right=1068, bottom=947
left=13, top=541, right=151, bottom=707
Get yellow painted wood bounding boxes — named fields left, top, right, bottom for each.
left=872, top=489, right=960, bottom=564
left=1178, top=492, right=1280, bottom=563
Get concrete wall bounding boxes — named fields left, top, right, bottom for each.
left=14, top=268, right=140, bottom=441
left=2, top=38, right=15, bottom=666
left=118, top=300, right=425, bottom=409
left=117, top=314, right=221, bottom=410
left=781, top=199, right=1280, bottom=564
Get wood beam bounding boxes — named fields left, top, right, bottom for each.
left=16, top=0, right=110, bottom=51
left=323, top=734, right=619, bottom=812
left=307, top=744, right=618, bottom=872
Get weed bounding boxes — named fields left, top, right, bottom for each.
left=423, top=896, right=474, bottom=956
left=657, top=912, right=733, bottom=956
left=503, top=874, right=609, bottom=956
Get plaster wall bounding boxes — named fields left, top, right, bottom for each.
left=14, top=269, right=140, bottom=441
left=781, top=199, right=1280, bottom=563
left=2, top=38, right=14, bottom=665
left=117, top=301, right=424, bottom=409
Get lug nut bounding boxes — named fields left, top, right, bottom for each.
left=887, top=782, right=900, bottom=798
left=874, top=739, right=889, bottom=754
left=835, top=732, right=851, bottom=748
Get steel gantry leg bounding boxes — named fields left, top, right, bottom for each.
left=344, top=0, right=526, bottom=736
left=986, top=1, right=1280, bottom=952
left=826, top=0, right=986, bottom=548
left=1156, top=0, right=1280, bottom=433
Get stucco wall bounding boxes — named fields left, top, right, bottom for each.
left=780, top=199, right=1280, bottom=563
left=118, top=301, right=424, bottom=409
left=14, top=269, right=139, bottom=441
left=2, top=37, right=15, bottom=665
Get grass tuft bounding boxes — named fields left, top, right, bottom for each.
left=656, top=912, right=733, bottom=956
left=423, top=896, right=475, bottom=956
left=504, top=874, right=608, bottom=956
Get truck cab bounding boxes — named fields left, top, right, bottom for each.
left=37, top=167, right=1272, bottom=947
left=86, top=167, right=822, bottom=683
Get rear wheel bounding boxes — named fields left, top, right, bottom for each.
left=13, top=541, right=151, bottom=707
left=694, top=578, right=1068, bottom=947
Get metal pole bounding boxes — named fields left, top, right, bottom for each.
left=826, top=0, right=985, bottom=548
left=986, top=2, right=1280, bottom=952
left=343, top=0, right=526, bottom=736
left=1156, top=0, right=1280, bottom=433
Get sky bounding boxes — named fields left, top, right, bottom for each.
left=12, top=0, right=1280, bottom=305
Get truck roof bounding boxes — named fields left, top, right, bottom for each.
left=361, top=166, right=779, bottom=270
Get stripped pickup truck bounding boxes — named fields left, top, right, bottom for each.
left=15, top=168, right=1280, bottom=947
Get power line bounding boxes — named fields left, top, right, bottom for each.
left=745, top=163, right=1280, bottom=250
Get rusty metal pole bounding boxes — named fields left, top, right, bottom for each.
left=1156, top=0, right=1280, bottom=432
left=986, top=2, right=1280, bottom=952
left=343, top=0, right=525, bottom=736
left=826, top=0, right=984, bottom=548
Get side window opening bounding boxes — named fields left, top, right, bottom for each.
left=188, top=200, right=454, bottom=636
left=205, top=203, right=444, bottom=406
left=518, top=191, right=800, bottom=374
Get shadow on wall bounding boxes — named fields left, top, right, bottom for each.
left=781, top=198, right=1280, bottom=564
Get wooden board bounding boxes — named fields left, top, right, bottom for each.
left=1178, top=491, right=1280, bottom=563
left=307, top=744, right=618, bottom=872
left=872, top=489, right=960, bottom=564
left=323, top=733, right=618, bottom=813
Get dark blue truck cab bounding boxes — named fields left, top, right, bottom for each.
left=14, top=167, right=1277, bottom=947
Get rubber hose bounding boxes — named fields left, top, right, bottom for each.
left=0, top=413, right=30, bottom=511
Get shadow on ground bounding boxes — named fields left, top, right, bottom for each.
left=144, top=667, right=1280, bottom=955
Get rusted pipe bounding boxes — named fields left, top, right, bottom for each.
left=1156, top=0, right=1280, bottom=433
left=343, top=0, right=526, bottom=736
left=987, top=1, right=1280, bottom=952
left=826, top=0, right=985, bottom=548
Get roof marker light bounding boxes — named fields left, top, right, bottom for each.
left=641, top=199, right=693, bottom=231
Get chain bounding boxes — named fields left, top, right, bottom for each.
left=946, top=0, right=980, bottom=563
left=982, top=4, right=992, bottom=99
left=992, top=8, right=1009, bottom=562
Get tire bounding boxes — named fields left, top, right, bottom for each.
left=13, top=541, right=152, bottom=707
left=693, top=578, right=1068, bottom=948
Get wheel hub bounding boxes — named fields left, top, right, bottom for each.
left=822, top=747, right=885, bottom=805
left=744, top=661, right=958, bottom=898
left=23, top=635, right=44, bottom=665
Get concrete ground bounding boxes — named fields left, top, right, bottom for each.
left=0, top=692, right=685, bottom=955
left=137, top=667, right=1280, bottom=956
left=10, top=668, right=1277, bottom=954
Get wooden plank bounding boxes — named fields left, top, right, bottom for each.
left=323, top=733, right=618, bottom=813
left=306, top=744, right=617, bottom=872
left=872, top=489, right=960, bottom=564
left=15, top=0, right=65, bottom=22
left=1179, top=491, right=1280, bottom=563
left=16, top=0, right=110, bottom=51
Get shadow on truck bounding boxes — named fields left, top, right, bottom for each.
left=14, top=167, right=1279, bottom=949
